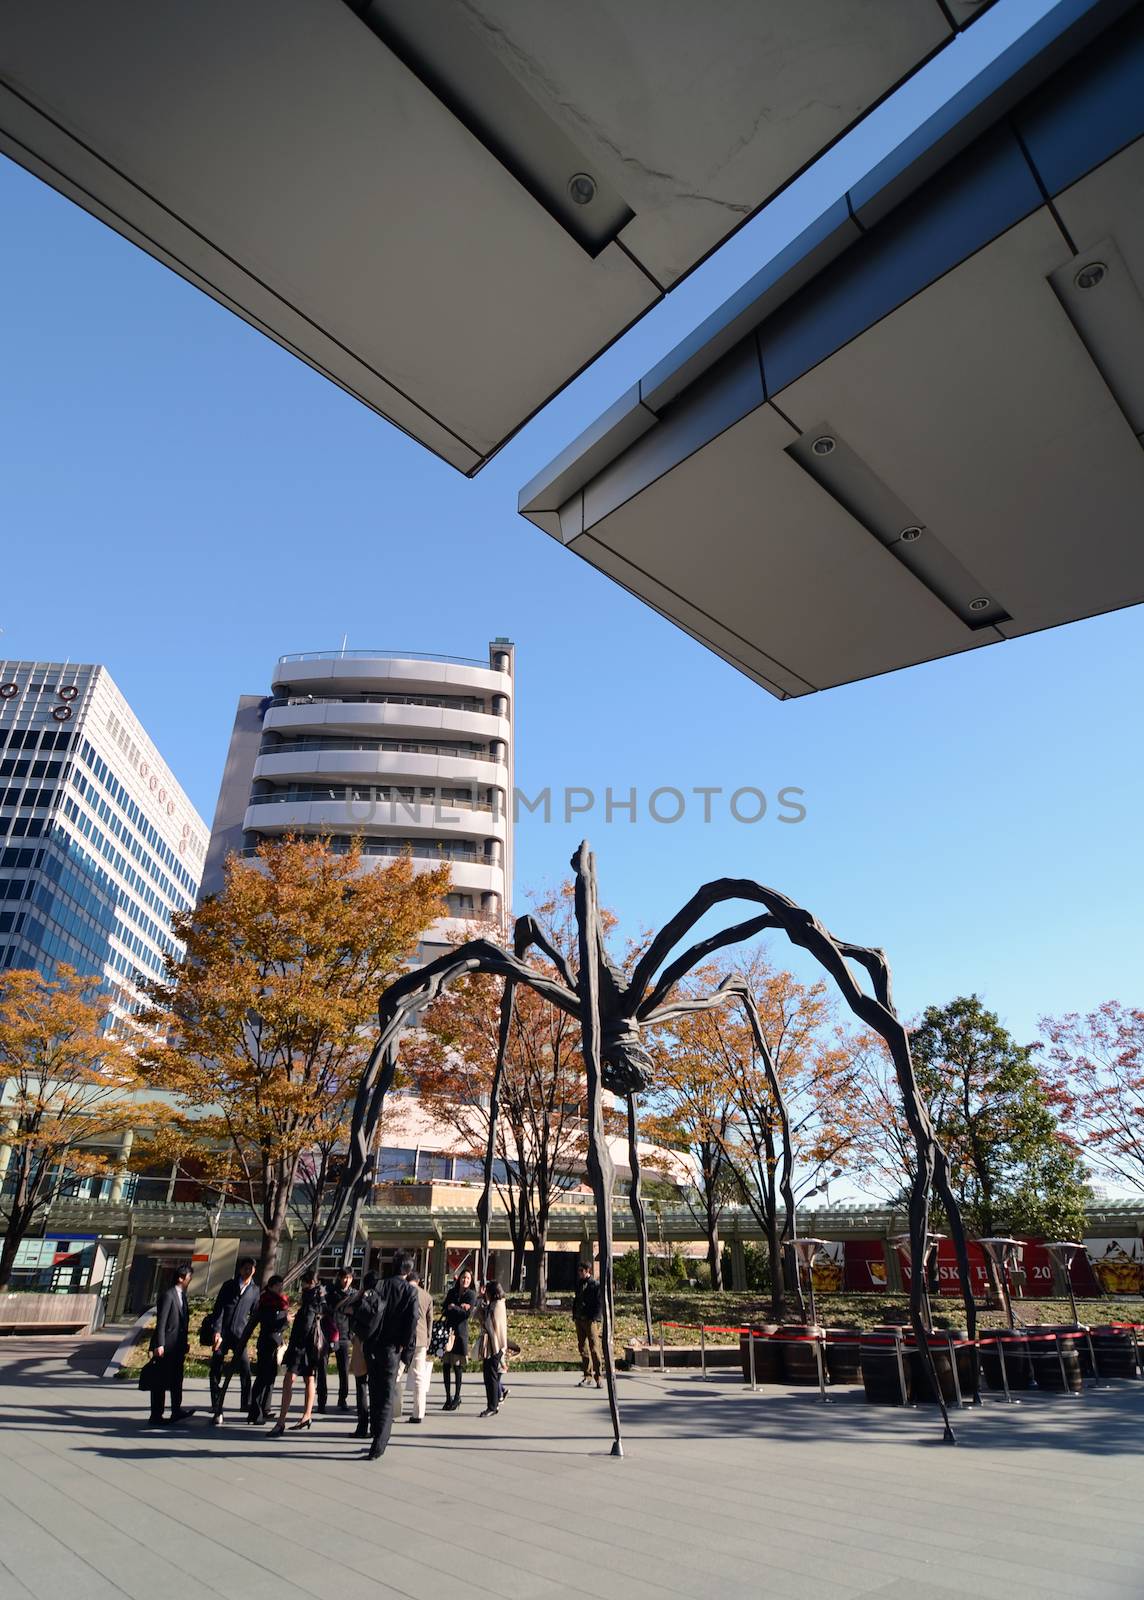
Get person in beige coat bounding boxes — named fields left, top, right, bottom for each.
left=477, top=1279, right=509, bottom=1418
left=399, top=1268, right=435, bottom=1423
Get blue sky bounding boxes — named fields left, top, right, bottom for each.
left=1, top=0, right=1140, bottom=1050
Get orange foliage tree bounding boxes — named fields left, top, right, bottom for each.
left=405, top=887, right=617, bottom=1306
left=142, top=836, right=448, bottom=1281
left=648, top=954, right=868, bottom=1316
left=0, top=964, right=159, bottom=1289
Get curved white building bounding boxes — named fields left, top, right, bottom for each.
left=202, top=642, right=514, bottom=955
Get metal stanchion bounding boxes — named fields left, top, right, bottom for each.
left=893, top=1329, right=911, bottom=1408
left=813, top=1331, right=830, bottom=1404
left=699, top=1324, right=707, bottom=1381
left=1055, top=1331, right=1079, bottom=1397
left=1130, top=1325, right=1142, bottom=1378
left=748, top=1327, right=757, bottom=1392
left=995, top=1334, right=1014, bottom=1405
left=659, top=1321, right=665, bottom=1374
left=947, top=1332, right=965, bottom=1409
left=1082, top=1324, right=1106, bottom=1389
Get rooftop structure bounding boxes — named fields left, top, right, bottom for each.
left=519, top=0, right=1144, bottom=696
left=1, top=0, right=1003, bottom=473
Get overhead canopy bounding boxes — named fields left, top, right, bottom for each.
left=519, top=0, right=1144, bottom=697
left=0, top=0, right=998, bottom=473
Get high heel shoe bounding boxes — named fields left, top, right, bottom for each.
left=268, top=1422, right=285, bottom=1437
left=290, top=1418, right=312, bottom=1431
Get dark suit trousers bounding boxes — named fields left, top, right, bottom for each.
left=315, top=1341, right=350, bottom=1408
left=150, top=1351, right=186, bottom=1422
left=366, top=1347, right=402, bottom=1452
left=209, top=1338, right=251, bottom=1413
left=248, top=1343, right=280, bottom=1420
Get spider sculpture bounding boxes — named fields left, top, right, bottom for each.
left=301, top=841, right=976, bottom=1450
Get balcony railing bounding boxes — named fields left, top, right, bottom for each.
left=268, top=691, right=490, bottom=713
left=277, top=649, right=487, bottom=666
left=258, top=737, right=498, bottom=763
left=248, top=786, right=497, bottom=813
left=240, top=837, right=488, bottom=861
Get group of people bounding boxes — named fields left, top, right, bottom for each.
left=145, top=1253, right=538, bottom=1460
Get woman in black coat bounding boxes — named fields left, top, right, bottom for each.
left=269, top=1270, right=325, bottom=1435
left=440, top=1267, right=477, bottom=1411
left=247, top=1275, right=289, bottom=1424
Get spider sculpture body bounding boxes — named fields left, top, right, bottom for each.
left=299, top=842, right=976, bottom=1450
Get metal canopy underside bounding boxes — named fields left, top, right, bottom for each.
left=0, top=0, right=994, bottom=474
left=519, top=2, right=1144, bottom=696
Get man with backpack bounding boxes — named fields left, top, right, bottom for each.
left=351, top=1252, right=419, bottom=1461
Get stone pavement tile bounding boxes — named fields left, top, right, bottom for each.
left=4, top=1347, right=1144, bottom=1600
left=0, top=1450, right=222, bottom=1600
left=10, top=1446, right=320, bottom=1600
left=0, top=1495, right=125, bottom=1600
left=85, top=1460, right=432, bottom=1600
left=0, top=1561, right=37, bottom=1600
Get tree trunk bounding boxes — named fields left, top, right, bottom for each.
left=0, top=1206, right=31, bottom=1290
left=765, top=1205, right=785, bottom=1321
left=706, top=1214, right=723, bottom=1291
left=510, top=1212, right=528, bottom=1291
left=529, top=1222, right=549, bottom=1308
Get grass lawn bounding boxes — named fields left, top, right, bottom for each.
left=114, top=1289, right=1144, bottom=1377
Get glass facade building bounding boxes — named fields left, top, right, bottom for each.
left=0, top=660, right=208, bottom=1023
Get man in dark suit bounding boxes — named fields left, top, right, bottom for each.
left=209, top=1255, right=260, bottom=1424
left=359, top=1252, right=419, bottom=1462
left=148, top=1262, right=194, bottom=1426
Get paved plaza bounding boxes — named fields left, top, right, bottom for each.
left=1, top=1336, right=1143, bottom=1600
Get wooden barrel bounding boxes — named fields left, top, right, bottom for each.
left=1090, top=1325, right=1141, bottom=1380
left=739, top=1325, right=781, bottom=1383
left=1029, top=1328, right=1084, bottom=1392
left=979, top=1330, right=1032, bottom=1391
left=860, top=1332, right=912, bottom=1405
left=824, top=1326, right=862, bottom=1385
left=780, top=1324, right=824, bottom=1385
left=907, top=1331, right=976, bottom=1405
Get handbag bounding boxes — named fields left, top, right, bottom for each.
left=198, top=1312, right=218, bottom=1348
left=349, top=1335, right=368, bottom=1378
left=427, top=1317, right=452, bottom=1359
left=137, top=1356, right=161, bottom=1391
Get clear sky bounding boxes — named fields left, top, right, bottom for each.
left=1, top=0, right=1140, bottom=1051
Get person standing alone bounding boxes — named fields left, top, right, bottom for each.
left=147, top=1262, right=194, bottom=1426
left=573, top=1260, right=603, bottom=1389
left=209, top=1255, right=260, bottom=1424
left=440, top=1267, right=477, bottom=1411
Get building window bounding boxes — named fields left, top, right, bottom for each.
left=375, top=1147, right=417, bottom=1181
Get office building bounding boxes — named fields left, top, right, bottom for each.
left=0, top=660, right=209, bottom=1020
left=202, top=643, right=515, bottom=955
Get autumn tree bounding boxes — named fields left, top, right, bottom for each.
left=910, top=995, right=1089, bottom=1240
left=643, top=1000, right=740, bottom=1289
left=0, top=965, right=158, bottom=1289
left=142, top=835, right=448, bottom=1281
left=1040, top=1002, right=1144, bottom=1197
left=650, top=955, right=865, bottom=1317
left=405, top=887, right=613, bottom=1307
